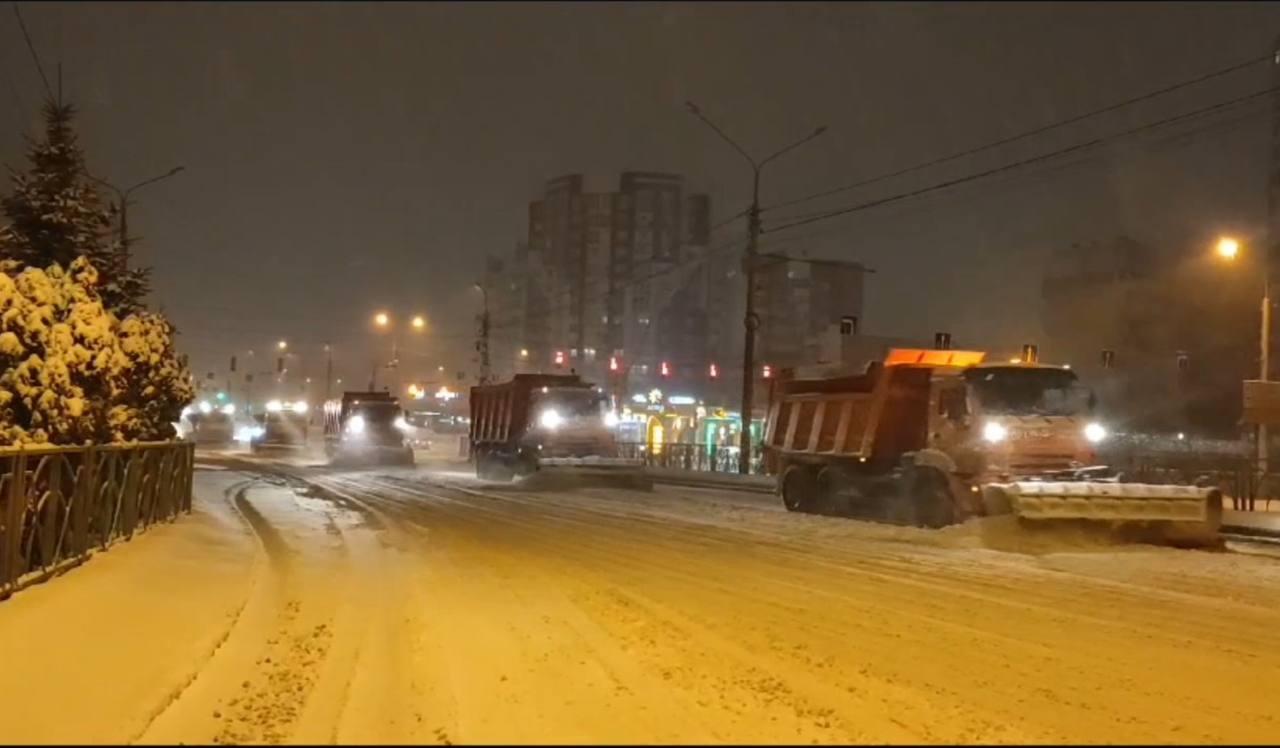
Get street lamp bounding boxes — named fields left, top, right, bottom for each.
left=1217, top=236, right=1240, bottom=261
left=277, top=339, right=288, bottom=351
left=1215, top=235, right=1270, bottom=473
left=83, top=165, right=185, bottom=270
left=687, top=100, right=828, bottom=474
left=368, top=312, right=426, bottom=390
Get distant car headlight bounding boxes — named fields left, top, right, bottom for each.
left=982, top=421, right=1008, bottom=444
left=603, top=411, right=619, bottom=428
left=539, top=409, right=563, bottom=430
left=1084, top=422, right=1108, bottom=443
left=346, top=414, right=366, bottom=435
left=293, top=401, right=309, bottom=414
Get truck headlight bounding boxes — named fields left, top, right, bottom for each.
left=346, top=414, right=366, bottom=435
left=982, top=421, right=1008, bottom=444
left=539, top=409, right=563, bottom=430
left=1084, top=422, right=1108, bottom=443
left=394, top=416, right=409, bottom=431
left=603, top=411, right=619, bottom=428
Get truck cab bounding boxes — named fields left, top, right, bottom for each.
left=323, top=391, right=415, bottom=467
left=928, top=362, right=1104, bottom=483
left=523, top=385, right=617, bottom=459
left=249, top=400, right=311, bottom=453
left=470, top=374, right=634, bottom=482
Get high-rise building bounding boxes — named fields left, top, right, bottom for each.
left=756, top=252, right=868, bottom=369
left=498, top=171, right=712, bottom=393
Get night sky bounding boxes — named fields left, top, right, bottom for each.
left=3, top=2, right=1280, bottom=389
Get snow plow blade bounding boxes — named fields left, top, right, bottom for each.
left=527, top=457, right=653, bottom=492
left=982, top=481, right=1223, bottom=547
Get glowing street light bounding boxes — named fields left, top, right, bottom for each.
left=277, top=339, right=288, bottom=351
left=374, top=312, right=390, bottom=328
left=1216, top=236, right=1240, bottom=261
left=411, top=315, right=426, bottom=331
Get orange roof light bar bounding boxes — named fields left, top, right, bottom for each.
left=884, top=348, right=987, bottom=368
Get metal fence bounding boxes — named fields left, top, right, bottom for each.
left=617, top=442, right=768, bottom=475
left=0, top=441, right=195, bottom=596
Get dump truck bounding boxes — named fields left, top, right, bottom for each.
left=764, top=348, right=1222, bottom=544
left=323, top=391, right=415, bottom=467
left=249, top=400, right=310, bottom=453
left=469, top=373, right=650, bottom=489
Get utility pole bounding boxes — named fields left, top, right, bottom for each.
left=474, top=282, right=491, bottom=384
left=324, top=343, right=333, bottom=403
left=1263, top=35, right=1280, bottom=478
left=686, top=101, right=827, bottom=474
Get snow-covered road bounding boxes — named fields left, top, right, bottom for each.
left=3, top=458, right=1280, bottom=744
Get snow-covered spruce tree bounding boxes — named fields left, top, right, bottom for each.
left=0, top=100, right=148, bottom=316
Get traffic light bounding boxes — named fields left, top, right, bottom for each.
left=229, top=355, right=237, bottom=373
left=1177, top=351, right=1189, bottom=372
left=934, top=332, right=952, bottom=350
left=1021, top=344, right=1038, bottom=364
left=762, top=364, right=773, bottom=379
left=1101, top=349, right=1115, bottom=369
left=609, top=355, right=620, bottom=373
left=554, top=350, right=565, bottom=367
left=277, top=357, right=284, bottom=374
left=708, top=362, right=719, bottom=379
left=660, top=361, right=671, bottom=378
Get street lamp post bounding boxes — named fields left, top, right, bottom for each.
left=686, top=101, right=827, bottom=473
left=84, top=166, right=185, bottom=271
left=370, top=312, right=425, bottom=391
left=1217, top=236, right=1270, bottom=473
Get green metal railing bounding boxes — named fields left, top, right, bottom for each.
left=0, top=441, right=194, bottom=596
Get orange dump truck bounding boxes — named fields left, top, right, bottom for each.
left=764, top=348, right=1221, bottom=543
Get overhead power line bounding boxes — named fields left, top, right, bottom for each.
left=764, top=50, right=1273, bottom=214
left=765, top=84, right=1280, bottom=235
left=11, top=3, right=51, bottom=101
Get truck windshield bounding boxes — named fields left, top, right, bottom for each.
left=350, top=402, right=400, bottom=422
left=534, top=388, right=606, bottom=418
left=962, top=366, right=1093, bottom=416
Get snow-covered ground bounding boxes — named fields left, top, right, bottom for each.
left=2, top=460, right=1280, bottom=744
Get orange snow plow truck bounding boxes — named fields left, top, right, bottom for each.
left=764, top=348, right=1222, bottom=545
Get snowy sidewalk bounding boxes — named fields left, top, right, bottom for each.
left=1224, top=508, right=1280, bottom=539
left=0, top=468, right=260, bottom=744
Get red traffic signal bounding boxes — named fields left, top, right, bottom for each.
left=708, top=362, right=719, bottom=379
left=609, top=355, right=620, bottom=372
left=660, top=361, right=671, bottom=378
left=554, top=350, right=565, bottom=367
left=762, top=364, right=772, bottom=379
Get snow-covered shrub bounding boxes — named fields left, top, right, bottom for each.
left=0, top=257, right=191, bottom=445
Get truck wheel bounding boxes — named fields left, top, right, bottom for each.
left=910, top=467, right=956, bottom=529
left=815, top=466, right=851, bottom=516
left=490, top=457, right=515, bottom=482
left=781, top=466, right=818, bottom=513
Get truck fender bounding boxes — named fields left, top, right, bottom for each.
left=909, top=448, right=957, bottom=475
